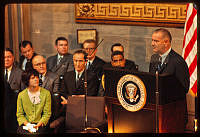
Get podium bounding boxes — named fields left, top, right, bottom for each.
left=104, top=67, right=187, bottom=133
left=65, top=96, right=106, bottom=133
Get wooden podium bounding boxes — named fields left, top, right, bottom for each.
left=65, top=96, right=106, bottom=133
left=104, top=68, right=186, bottom=133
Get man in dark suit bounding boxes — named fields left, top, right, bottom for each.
left=19, top=40, right=37, bottom=71
left=149, top=28, right=190, bottom=130
left=46, top=37, right=74, bottom=77
left=110, top=51, right=126, bottom=68
left=32, top=55, right=65, bottom=133
left=149, top=28, right=190, bottom=93
left=111, top=43, right=138, bottom=71
left=63, top=49, right=100, bottom=97
left=4, top=48, right=25, bottom=133
left=82, top=39, right=105, bottom=94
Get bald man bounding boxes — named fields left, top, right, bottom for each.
left=149, top=28, right=190, bottom=131
left=32, top=55, right=65, bottom=132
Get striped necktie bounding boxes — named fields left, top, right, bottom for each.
left=57, top=57, right=62, bottom=65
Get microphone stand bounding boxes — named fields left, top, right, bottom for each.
left=155, top=70, right=159, bottom=133
left=83, top=39, right=104, bottom=133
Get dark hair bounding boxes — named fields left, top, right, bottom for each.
left=55, top=37, right=68, bottom=45
left=111, top=51, right=124, bottom=61
left=111, top=43, right=124, bottom=52
left=22, top=69, right=39, bottom=87
left=153, top=28, right=172, bottom=43
left=82, top=39, right=97, bottom=48
left=5, top=48, right=14, bottom=55
left=19, top=40, right=33, bottom=51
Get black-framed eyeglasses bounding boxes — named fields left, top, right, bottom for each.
left=34, top=62, right=46, bottom=67
left=112, top=59, right=124, bottom=63
left=84, top=48, right=95, bottom=51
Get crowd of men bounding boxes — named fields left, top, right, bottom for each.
left=4, top=28, right=190, bottom=133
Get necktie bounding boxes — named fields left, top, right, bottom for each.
left=76, top=73, right=80, bottom=87
left=39, top=74, right=43, bottom=86
left=5, top=69, right=8, bottom=82
left=77, top=73, right=80, bottom=81
left=57, top=57, right=62, bottom=65
left=87, top=61, right=91, bottom=69
left=157, top=56, right=162, bottom=71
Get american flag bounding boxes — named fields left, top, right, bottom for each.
left=182, top=3, right=197, bottom=96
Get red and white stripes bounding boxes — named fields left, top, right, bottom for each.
left=182, top=3, right=197, bottom=95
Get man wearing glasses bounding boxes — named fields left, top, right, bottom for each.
left=82, top=39, right=106, bottom=88
left=110, top=51, right=126, bottom=68
left=32, top=55, right=65, bottom=133
left=111, top=43, right=138, bottom=71
left=104, top=51, right=134, bottom=70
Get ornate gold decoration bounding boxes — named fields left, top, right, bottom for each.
left=75, top=3, right=187, bottom=27
left=76, top=3, right=95, bottom=17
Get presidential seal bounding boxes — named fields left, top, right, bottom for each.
left=117, top=74, right=146, bottom=112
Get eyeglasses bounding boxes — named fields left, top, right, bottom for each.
left=112, top=59, right=124, bottom=63
left=73, top=59, right=85, bottom=63
left=34, top=62, right=46, bottom=67
left=84, top=48, right=95, bottom=51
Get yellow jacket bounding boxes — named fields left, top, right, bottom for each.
left=16, top=87, right=51, bottom=126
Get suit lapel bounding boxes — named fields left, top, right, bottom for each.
left=70, top=71, right=77, bottom=90
left=52, top=55, right=69, bottom=72
left=8, top=67, right=15, bottom=84
left=42, top=75, right=48, bottom=88
left=51, top=55, right=60, bottom=72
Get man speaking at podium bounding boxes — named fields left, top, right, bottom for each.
left=149, top=28, right=190, bottom=130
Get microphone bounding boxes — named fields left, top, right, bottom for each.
left=150, top=54, right=162, bottom=71
left=84, top=39, right=104, bottom=60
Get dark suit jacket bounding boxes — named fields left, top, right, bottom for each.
left=63, top=70, right=100, bottom=98
left=46, top=53, right=74, bottom=77
left=42, top=71, right=64, bottom=121
left=103, top=60, right=138, bottom=71
left=125, top=59, right=138, bottom=71
left=19, top=52, right=37, bottom=71
left=4, top=65, right=25, bottom=133
left=8, top=65, right=25, bottom=92
left=149, top=49, right=190, bottom=93
left=87, top=56, right=105, bottom=79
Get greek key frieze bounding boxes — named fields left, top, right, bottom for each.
left=76, top=3, right=186, bottom=26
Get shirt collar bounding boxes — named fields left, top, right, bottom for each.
left=88, top=56, right=95, bottom=64
left=75, top=70, right=84, bottom=76
left=57, top=54, right=64, bottom=60
left=160, top=48, right=171, bottom=64
left=5, top=66, right=12, bottom=72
